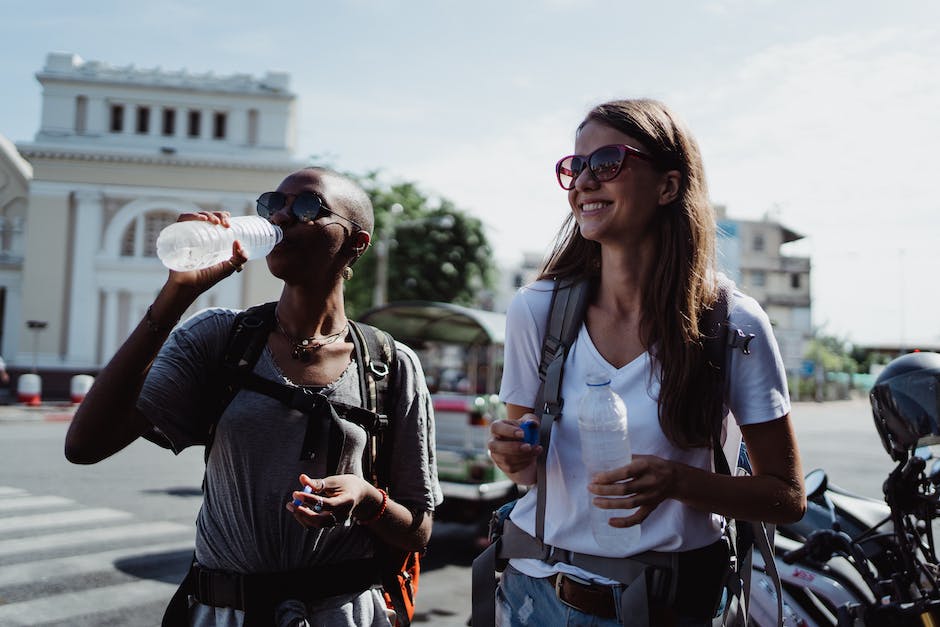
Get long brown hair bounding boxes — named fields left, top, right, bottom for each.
left=540, top=99, right=720, bottom=448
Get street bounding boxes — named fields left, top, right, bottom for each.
left=0, top=397, right=894, bottom=625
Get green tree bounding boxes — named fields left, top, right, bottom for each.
left=342, top=172, right=495, bottom=317
left=804, top=333, right=858, bottom=374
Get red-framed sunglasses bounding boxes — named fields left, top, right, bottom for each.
left=555, top=144, right=653, bottom=190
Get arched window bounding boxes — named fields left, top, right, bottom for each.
left=119, top=210, right=178, bottom=258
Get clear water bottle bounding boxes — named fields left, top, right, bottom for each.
left=578, top=373, right=640, bottom=550
left=156, top=215, right=283, bottom=271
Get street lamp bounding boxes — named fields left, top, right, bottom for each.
left=373, top=203, right=403, bottom=307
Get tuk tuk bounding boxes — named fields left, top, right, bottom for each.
left=358, top=301, right=518, bottom=527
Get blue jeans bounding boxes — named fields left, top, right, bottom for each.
left=495, top=565, right=712, bottom=627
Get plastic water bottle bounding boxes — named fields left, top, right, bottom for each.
left=156, top=215, right=283, bottom=271
left=578, top=373, right=640, bottom=550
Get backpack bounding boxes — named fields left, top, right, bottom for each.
left=470, top=276, right=782, bottom=627
left=201, top=302, right=419, bottom=626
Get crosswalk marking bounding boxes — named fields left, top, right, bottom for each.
left=0, top=579, right=179, bottom=625
left=0, top=506, right=133, bottom=534
left=0, top=520, right=191, bottom=558
left=0, top=484, right=196, bottom=625
left=0, top=494, right=75, bottom=512
left=0, top=539, right=194, bottom=587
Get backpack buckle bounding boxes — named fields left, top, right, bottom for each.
left=728, top=328, right=755, bottom=355
left=369, top=361, right=389, bottom=380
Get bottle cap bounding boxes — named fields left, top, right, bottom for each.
left=585, top=372, right=611, bottom=386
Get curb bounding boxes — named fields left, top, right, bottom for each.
left=0, top=403, right=78, bottom=422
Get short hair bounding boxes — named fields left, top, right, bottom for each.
left=300, top=166, right=375, bottom=236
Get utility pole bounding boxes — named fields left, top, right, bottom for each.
left=372, top=203, right=403, bottom=307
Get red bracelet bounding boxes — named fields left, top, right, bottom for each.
left=356, top=488, right=388, bottom=525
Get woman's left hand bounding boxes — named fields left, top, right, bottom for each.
left=587, top=455, right=680, bottom=527
left=285, top=473, right=374, bottom=529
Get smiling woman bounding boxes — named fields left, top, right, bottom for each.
left=482, top=99, right=805, bottom=627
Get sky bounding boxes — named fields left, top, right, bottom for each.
left=1, top=0, right=938, bottom=348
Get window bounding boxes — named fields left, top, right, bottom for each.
left=753, top=234, right=765, bottom=252
left=162, top=108, right=176, bottom=136
left=751, top=270, right=766, bottom=287
left=136, top=106, right=150, bottom=134
left=188, top=110, right=201, bottom=138
left=213, top=112, right=227, bottom=139
left=75, top=96, right=87, bottom=134
left=110, top=104, right=124, bottom=132
left=120, top=210, right=179, bottom=258
left=143, top=212, right=178, bottom=256
left=247, top=109, right=259, bottom=145
left=791, top=273, right=801, bottom=289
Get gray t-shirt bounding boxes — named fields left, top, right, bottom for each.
left=138, top=307, right=442, bottom=575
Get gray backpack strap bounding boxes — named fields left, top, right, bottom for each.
left=533, top=277, right=591, bottom=539
left=471, top=278, right=590, bottom=627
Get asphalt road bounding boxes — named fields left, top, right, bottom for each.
left=0, top=397, right=896, bottom=626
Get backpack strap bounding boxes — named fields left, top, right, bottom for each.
left=473, top=278, right=592, bottom=627
left=704, top=276, right=782, bottom=627
left=204, top=302, right=278, bottom=463
left=348, top=320, right=396, bottom=488
left=532, top=277, right=591, bottom=540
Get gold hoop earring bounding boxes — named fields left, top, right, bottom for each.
left=342, top=266, right=353, bottom=281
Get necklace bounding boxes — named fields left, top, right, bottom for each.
left=275, top=311, right=348, bottom=363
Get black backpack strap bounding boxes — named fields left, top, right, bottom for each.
left=704, top=276, right=783, bottom=627
left=204, top=302, right=278, bottom=463
left=532, top=277, right=591, bottom=541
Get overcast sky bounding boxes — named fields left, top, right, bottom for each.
left=1, top=1, right=938, bottom=347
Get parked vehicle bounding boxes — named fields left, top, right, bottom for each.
left=750, top=353, right=940, bottom=625
left=359, top=301, right=519, bottom=530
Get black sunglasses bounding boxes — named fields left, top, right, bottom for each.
left=256, top=191, right=363, bottom=231
left=555, top=144, right=654, bottom=190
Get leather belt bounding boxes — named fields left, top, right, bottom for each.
left=548, top=572, right=620, bottom=619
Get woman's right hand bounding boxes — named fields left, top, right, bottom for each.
left=488, top=413, right=542, bottom=485
left=165, top=211, right=248, bottom=295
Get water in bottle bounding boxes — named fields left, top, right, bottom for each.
left=156, top=215, right=283, bottom=271
left=578, top=372, right=640, bottom=550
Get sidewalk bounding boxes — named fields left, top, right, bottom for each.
left=0, top=400, right=77, bottom=422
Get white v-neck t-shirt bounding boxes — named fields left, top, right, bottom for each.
left=499, top=279, right=790, bottom=583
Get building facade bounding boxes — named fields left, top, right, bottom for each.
left=716, top=207, right=812, bottom=378
left=4, top=53, right=303, bottom=388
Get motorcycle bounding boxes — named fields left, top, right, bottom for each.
left=748, top=447, right=940, bottom=626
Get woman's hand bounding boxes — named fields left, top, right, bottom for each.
left=587, top=454, right=680, bottom=527
left=165, top=211, right=248, bottom=295
left=488, top=413, right=542, bottom=485
left=285, top=473, right=377, bottom=529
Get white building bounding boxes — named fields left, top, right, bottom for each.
left=2, top=52, right=303, bottom=393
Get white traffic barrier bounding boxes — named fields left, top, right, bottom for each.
left=17, top=373, right=41, bottom=406
left=70, top=374, right=94, bottom=404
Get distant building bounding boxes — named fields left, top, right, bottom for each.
left=2, top=52, right=302, bottom=389
left=716, top=206, right=812, bottom=378
left=496, top=207, right=813, bottom=379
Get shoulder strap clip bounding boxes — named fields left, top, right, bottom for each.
left=728, top=327, right=755, bottom=355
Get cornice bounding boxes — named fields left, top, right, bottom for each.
left=16, top=146, right=302, bottom=172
